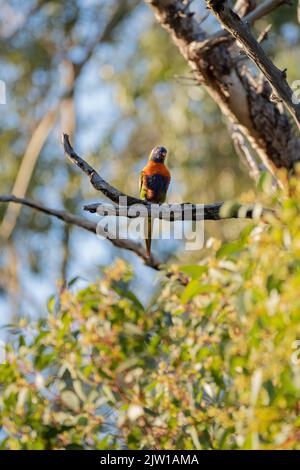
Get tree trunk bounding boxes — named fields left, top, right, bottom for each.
left=147, top=0, right=300, bottom=173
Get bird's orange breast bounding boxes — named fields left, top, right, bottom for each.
left=143, top=161, right=170, bottom=178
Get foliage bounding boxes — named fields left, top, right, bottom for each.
left=1, top=179, right=300, bottom=450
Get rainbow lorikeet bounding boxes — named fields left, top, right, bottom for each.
left=139, top=146, right=171, bottom=257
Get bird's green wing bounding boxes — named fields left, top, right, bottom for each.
left=139, top=170, right=147, bottom=200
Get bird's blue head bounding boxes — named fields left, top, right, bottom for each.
left=149, top=146, right=168, bottom=163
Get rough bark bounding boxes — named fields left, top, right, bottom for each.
left=146, top=0, right=300, bottom=173
left=207, top=0, right=300, bottom=130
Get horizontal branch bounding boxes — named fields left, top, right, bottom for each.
left=0, top=195, right=160, bottom=269
left=84, top=201, right=266, bottom=221
left=206, top=0, right=300, bottom=130
left=63, top=133, right=268, bottom=221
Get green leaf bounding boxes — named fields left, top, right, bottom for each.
left=65, top=444, right=84, bottom=450
left=68, top=276, right=82, bottom=287
left=258, top=171, right=273, bottom=194
left=181, top=280, right=201, bottom=304
left=181, top=280, right=217, bottom=304
left=77, top=416, right=88, bottom=426
left=112, top=283, right=144, bottom=311
left=216, top=239, right=244, bottom=258
left=34, top=352, right=56, bottom=370
left=47, top=295, right=56, bottom=314
left=180, top=265, right=208, bottom=280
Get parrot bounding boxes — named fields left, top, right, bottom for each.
left=139, top=146, right=171, bottom=258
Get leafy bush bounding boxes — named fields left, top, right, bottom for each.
left=1, top=178, right=300, bottom=449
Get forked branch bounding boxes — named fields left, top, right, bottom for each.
left=63, top=134, right=267, bottom=221
left=206, top=0, right=300, bottom=130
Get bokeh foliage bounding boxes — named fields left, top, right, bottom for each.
left=1, top=178, right=300, bottom=449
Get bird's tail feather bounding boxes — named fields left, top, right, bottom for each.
left=145, top=216, right=152, bottom=258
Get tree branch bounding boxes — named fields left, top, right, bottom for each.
left=0, top=195, right=160, bottom=270
left=245, top=0, right=287, bottom=21
left=83, top=201, right=267, bottom=220
left=181, top=0, right=287, bottom=54
left=147, top=0, right=300, bottom=173
left=206, top=0, right=300, bottom=131
left=63, top=134, right=142, bottom=205
left=63, top=133, right=268, bottom=221
left=234, top=0, right=257, bottom=17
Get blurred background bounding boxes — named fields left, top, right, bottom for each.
left=0, top=0, right=299, bottom=319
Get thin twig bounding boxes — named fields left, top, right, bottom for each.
left=257, top=24, right=272, bottom=44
